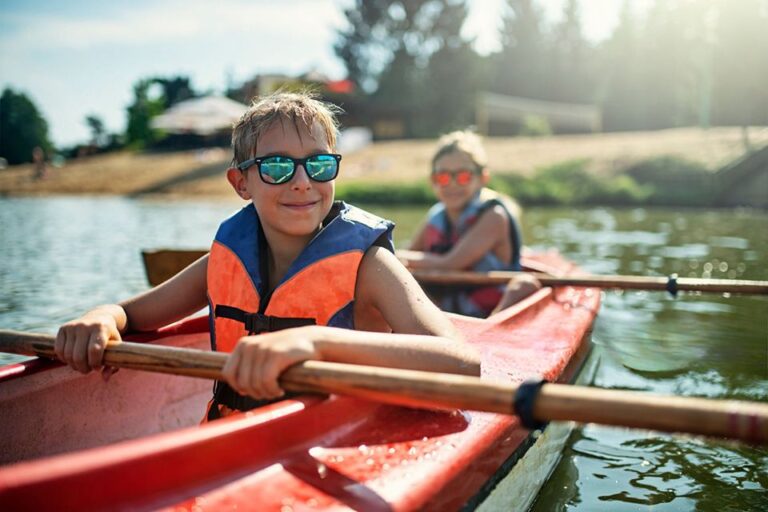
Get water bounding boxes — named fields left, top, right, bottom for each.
left=0, top=197, right=766, bottom=509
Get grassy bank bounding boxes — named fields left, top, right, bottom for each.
left=1, top=127, right=764, bottom=205
left=337, top=156, right=720, bottom=207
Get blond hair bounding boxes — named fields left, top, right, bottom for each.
left=431, top=130, right=488, bottom=171
left=231, top=91, right=342, bottom=166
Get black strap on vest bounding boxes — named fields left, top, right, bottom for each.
left=207, top=305, right=316, bottom=421
left=215, top=305, right=315, bottom=334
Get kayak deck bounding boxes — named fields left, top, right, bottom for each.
left=0, top=252, right=600, bottom=510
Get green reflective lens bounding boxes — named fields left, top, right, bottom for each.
left=260, top=157, right=294, bottom=184
left=306, top=155, right=338, bottom=182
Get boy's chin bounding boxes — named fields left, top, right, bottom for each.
left=440, top=195, right=472, bottom=209
left=276, top=218, right=324, bottom=237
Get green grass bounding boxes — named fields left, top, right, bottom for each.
left=336, top=181, right=435, bottom=205
left=336, top=156, right=714, bottom=207
left=624, top=156, right=713, bottom=206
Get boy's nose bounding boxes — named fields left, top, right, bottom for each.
left=290, top=163, right=312, bottom=189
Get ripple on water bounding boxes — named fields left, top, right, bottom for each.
left=660, top=244, right=711, bottom=259
left=708, top=236, right=750, bottom=250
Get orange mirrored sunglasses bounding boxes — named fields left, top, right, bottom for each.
left=431, top=169, right=476, bottom=187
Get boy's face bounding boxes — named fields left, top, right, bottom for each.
left=229, top=118, right=335, bottom=242
left=431, top=151, right=487, bottom=213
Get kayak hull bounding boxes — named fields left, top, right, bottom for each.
left=0, top=319, right=212, bottom=465
left=0, top=252, right=600, bottom=511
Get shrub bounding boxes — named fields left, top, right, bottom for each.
left=493, top=160, right=650, bottom=206
left=624, top=156, right=713, bottom=206
left=519, top=115, right=553, bottom=137
left=336, top=181, right=435, bottom=205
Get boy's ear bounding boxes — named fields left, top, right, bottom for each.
left=226, top=167, right=251, bottom=200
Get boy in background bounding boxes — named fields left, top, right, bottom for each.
left=399, top=130, right=539, bottom=317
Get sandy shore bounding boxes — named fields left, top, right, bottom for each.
left=1, top=127, right=765, bottom=198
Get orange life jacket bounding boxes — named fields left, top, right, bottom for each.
left=205, top=201, right=394, bottom=419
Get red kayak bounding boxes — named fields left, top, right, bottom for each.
left=0, top=252, right=599, bottom=510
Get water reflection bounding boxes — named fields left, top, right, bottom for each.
left=525, top=207, right=768, bottom=511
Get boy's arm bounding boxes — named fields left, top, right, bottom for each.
left=352, top=246, right=480, bottom=373
left=407, top=219, right=429, bottom=251
left=120, top=254, right=209, bottom=331
left=399, top=206, right=509, bottom=270
left=56, top=255, right=209, bottom=373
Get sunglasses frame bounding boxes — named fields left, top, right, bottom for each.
left=236, top=153, right=342, bottom=185
left=431, top=168, right=479, bottom=187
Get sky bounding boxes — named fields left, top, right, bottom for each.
left=0, top=0, right=634, bottom=147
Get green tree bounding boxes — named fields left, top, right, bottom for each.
left=153, top=76, right=196, bottom=109
left=85, top=114, right=106, bottom=147
left=711, top=0, right=768, bottom=127
left=546, top=0, right=595, bottom=104
left=335, top=0, right=478, bottom=136
left=598, top=1, right=646, bottom=130
left=637, top=1, right=699, bottom=129
left=494, top=0, right=547, bottom=99
left=419, top=38, right=485, bottom=135
left=125, top=79, right=165, bottom=149
left=0, top=88, right=54, bottom=165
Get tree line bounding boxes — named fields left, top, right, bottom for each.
left=2, top=0, right=766, bottom=165
left=334, top=0, right=768, bottom=136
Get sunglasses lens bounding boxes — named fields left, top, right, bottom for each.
left=259, top=156, right=295, bottom=184
left=306, top=154, right=338, bottom=182
left=433, top=172, right=452, bottom=186
left=455, top=170, right=474, bottom=185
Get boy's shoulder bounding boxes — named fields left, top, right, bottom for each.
left=215, top=204, right=258, bottom=237
left=337, top=201, right=393, bottom=230
left=479, top=188, right=521, bottom=219
left=425, top=201, right=446, bottom=218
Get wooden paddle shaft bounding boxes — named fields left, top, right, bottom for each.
left=411, top=270, right=768, bottom=294
left=2, top=330, right=767, bottom=444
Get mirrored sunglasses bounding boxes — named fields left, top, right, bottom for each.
left=432, top=169, right=476, bottom=187
left=236, top=153, right=342, bottom=185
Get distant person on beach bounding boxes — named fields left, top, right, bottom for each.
left=32, top=146, right=48, bottom=180
left=398, top=130, right=540, bottom=317
left=55, top=91, right=480, bottom=421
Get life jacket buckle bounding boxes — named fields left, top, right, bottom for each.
left=243, top=313, right=272, bottom=334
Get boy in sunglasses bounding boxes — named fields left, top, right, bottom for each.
left=398, top=130, right=540, bottom=317
left=55, top=92, right=480, bottom=420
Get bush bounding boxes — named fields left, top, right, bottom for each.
left=334, top=157, right=719, bottom=208
left=336, top=181, right=435, bottom=205
left=493, top=159, right=650, bottom=206
left=624, top=156, right=713, bottom=206
left=519, top=115, right=553, bottom=137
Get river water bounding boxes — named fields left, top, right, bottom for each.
left=0, top=196, right=766, bottom=510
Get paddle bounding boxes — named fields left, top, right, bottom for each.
left=410, top=269, right=768, bottom=295
left=140, top=249, right=768, bottom=294
left=2, top=330, right=766, bottom=445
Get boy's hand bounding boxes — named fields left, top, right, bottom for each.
left=55, top=314, right=122, bottom=376
left=222, top=328, right=319, bottom=400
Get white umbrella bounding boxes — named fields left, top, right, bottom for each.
left=151, top=96, right=248, bottom=135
